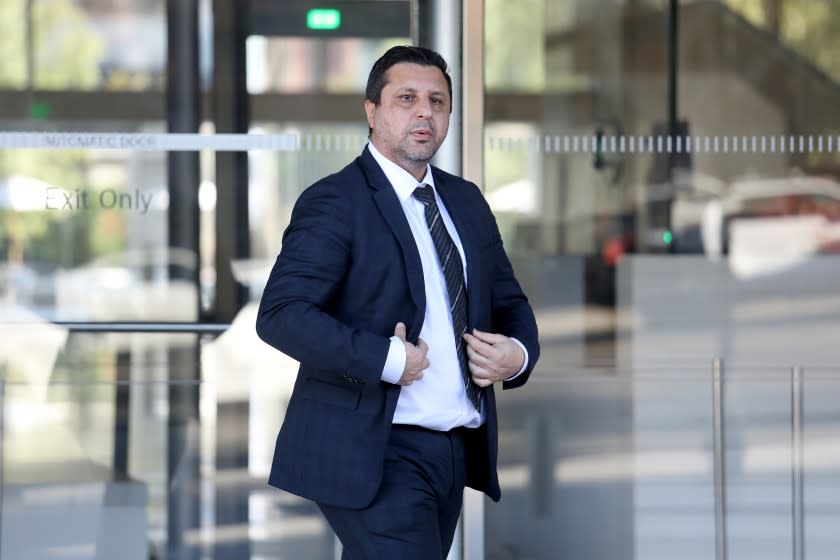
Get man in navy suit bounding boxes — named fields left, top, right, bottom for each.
left=256, top=46, right=539, bottom=559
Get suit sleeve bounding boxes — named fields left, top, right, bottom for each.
left=483, top=200, right=540, bottom=390
left=256, top=181, right=390, bottom=384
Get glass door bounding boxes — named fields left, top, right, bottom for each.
left=483, top=1, right=840, bottom=559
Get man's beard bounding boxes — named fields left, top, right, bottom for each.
left=398, top=140, right=437, bottom=163
left=396, top=125, right=440, bottom=163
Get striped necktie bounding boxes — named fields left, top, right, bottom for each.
left=413, top=184, right=481, bottom=410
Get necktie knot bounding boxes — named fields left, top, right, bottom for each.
left=413, top=184, right=436, bottom=206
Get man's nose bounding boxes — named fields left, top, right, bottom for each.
left=415, top=98, right=433, bottom=119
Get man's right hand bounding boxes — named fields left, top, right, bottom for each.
left=394, top=322, right=429, bottom=386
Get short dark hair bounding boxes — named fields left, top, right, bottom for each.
left=365, top=45, right=453, bottom=109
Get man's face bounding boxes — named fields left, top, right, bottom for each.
left=365, top=62, right=451, bottom=171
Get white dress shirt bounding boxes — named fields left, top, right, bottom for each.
left=368, top=142, right=527, bottom=430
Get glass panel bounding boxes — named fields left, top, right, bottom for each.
left=0, top=0, right=26, bottom=89
left=0, top=376, right=201, bottom=559
left=489, top=368, right=718, bottom=559
left=485, top=0, right=840, bottom=557
left=0, top=0, right=166, bottom=92
left=246, top=37, right=408, bottom=94
left=202, top=309, right=335, bottom=559
left=632, top=370, right=717, bottom=560
left=485, top=0, right=545, bottom=92
left=0, top=142, right=198, bottom=322
left=723, top=0, right=840, bottom=83
left=0, top=318, right=338, bottom=559
left=489, top=366, right=840, bottom=559
left=2, top=1, right=419, bottom=558
left=802, top=367, right=840, bottom=560
left=722, top=368, right=794, bottom=559
left=3, top=6, right=414, bottom=558
left=247, top=123, right=368, bottom=265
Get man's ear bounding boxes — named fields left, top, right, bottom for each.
left=364, top=100, right=376, bottom=131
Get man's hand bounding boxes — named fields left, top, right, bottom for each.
left=394, top=322, right=429, bottom=386
left=463, top=329, right=525, bottom=387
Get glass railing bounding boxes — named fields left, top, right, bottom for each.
left=3, top=335, right=839, bottom=560
left=490, top=364, right=840, bottom=560
left=0, top=378, right=201, bottom=560
left=0, top=321, right=337, bottom=560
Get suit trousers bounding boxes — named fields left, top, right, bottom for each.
left=318, top=424, right=469, bottom=560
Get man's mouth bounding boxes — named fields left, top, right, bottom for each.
left=411, top=129, right=432, bottom=139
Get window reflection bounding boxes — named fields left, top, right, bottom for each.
left=246, top=37, right=408, bottom=94
left=724, top=0, right=840, bottom=84
left=0, top=139, right=197, bottom=321
left=0, top=0, right=166, bottom=91
left=485, top=1, right=840, bottom=559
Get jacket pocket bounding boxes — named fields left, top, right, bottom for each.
left=301, top=377, right=362, bottom=411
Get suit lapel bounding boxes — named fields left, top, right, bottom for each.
left=358, top=147, right=426, bottom=340
left=433, top=169, right=482, bottom=329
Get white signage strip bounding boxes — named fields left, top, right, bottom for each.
left=2, top=132, right=838, bottom=155
left=488, top=134, right=840, bottom=154
left=0, top=132, right=301, bottom=151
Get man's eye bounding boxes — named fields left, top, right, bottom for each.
left=401, top=95, right=413, bottom=101
left=431, top=98, right=443, bottom=104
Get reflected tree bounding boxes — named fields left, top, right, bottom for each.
left=0, top=0, right=104, bottom=88
left=485, top=0, right=545, bottom=92
left=724, top=0, right=840, bottom=83
left=0, top=0, right=106, bottom=266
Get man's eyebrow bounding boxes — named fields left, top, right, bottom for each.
left=394, top=87, right=448, bottom=97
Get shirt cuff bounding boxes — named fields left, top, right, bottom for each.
left=505, top=338, right=529, bottom=381
left=381, top=336, right=406, bottom=384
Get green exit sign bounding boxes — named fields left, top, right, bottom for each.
left=307, top=8, right=341, bottom=30
left=250, top=2, right=410, bottom=39
left=28, top=100, right=52, bottom=120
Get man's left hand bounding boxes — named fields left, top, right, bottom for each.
left=463, top=329, right=525, bottom=387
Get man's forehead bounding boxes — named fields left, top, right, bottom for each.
left=384, top=63, right=448, bottom=90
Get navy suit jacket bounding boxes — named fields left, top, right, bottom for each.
left=256, top=147, right=539, bottom=509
